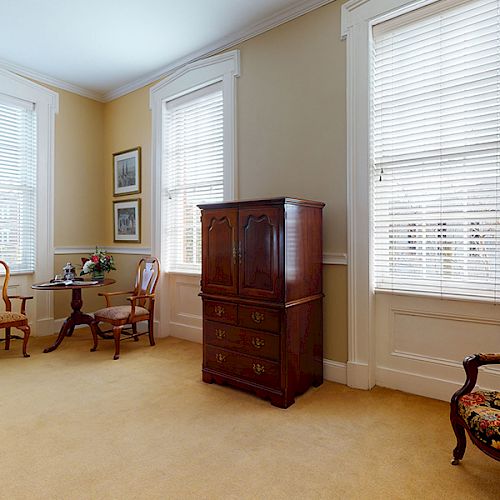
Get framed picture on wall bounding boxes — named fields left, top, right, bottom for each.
left=114, top=199, right=141, bottom=242
left=113, top=147, right=141, bottom=196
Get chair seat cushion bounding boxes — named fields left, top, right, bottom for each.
left=94, top=305, right=149, bottom=323
left=0, top=311, right=27, bottom=324
left=458, top=390, right=500, bottom=449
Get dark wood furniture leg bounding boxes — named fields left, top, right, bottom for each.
left=4, top=326, right=10, bottom=350
left=43, top=288, right=96, bottom=353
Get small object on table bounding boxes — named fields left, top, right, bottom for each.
left=32, top=279, right=115, bottom=353
left=63, top=262, right=76, bottom=280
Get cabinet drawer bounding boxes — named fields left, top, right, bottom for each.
left=204, top=320, right=280, bottom=361
left=203, top=300, right=237, bottom=325
left=238, top=304, right=280, bottom=333
left=205, top=345, right=280, bottom=389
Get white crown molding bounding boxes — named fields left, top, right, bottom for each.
left=54, top=246, right=152, bottom=255
left=104, top=0, right=336, bottom=102
left=323, top=252, right=348, bottom=265
left=0, top=57, right=105, bottom=102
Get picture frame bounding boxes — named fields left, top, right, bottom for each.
left=113, top=147, right=141, bottom=196
left=113, top=199, right=141, bottom=243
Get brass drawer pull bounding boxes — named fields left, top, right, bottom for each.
left=253, top=363, right=265, bottom=375
left=215, top=328, right=226, bottom=340
left=214, top=305, right=225, bottom=317
left=215, top=353, right=226, bottom=363
left=251, top=311, right=265, bottom=324
left=251, top=337, right=265, bottom=349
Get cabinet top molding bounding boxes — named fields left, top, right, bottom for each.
left=198, top=197, right=325, bottom=210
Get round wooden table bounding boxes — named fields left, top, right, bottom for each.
left=32, top=279, right=115, bottom=353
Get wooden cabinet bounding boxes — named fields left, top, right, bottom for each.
left=199, top=197, right=324, bottom=408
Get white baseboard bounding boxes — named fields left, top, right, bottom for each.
left=347, top=361, right=374, bottom=389
left=170, top=322, right=202, bottom=343
left=376, top=364, right=500, bottom=402
left=376, top=366, right=462, bottom=402
left=35, top=318, right=57, bottom=337
left=323, top=359, right=347, bottom=384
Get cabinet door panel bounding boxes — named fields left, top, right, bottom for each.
left=202, top=209, right=238, bottom=295
left=238, top=207, right=283, bottom=300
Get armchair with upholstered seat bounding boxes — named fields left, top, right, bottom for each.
left=450, top=353, right=500, bottom=464
left=0, top=260, right=32, bottom=357
left=91, top=258, right=159, bottom=360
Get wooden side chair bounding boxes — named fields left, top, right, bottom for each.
left=0, top=260, right=32, bottom=357
left=92, top=258, right=160, bottom=360
left=450, top=353, right=500, bottom=464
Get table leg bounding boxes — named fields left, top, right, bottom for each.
left=43, top=288, right=96, bottom=353
left=43, top=317, right=74, bottom=353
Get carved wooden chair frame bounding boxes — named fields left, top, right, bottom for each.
left=450, top=353, right=500, bottom=464
left=0, top=260, right=33, bottom=357
left=92, top=258, right=160, bottom=360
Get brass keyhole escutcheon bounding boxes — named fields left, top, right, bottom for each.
left=215, top=353, right=226, bottom=363
left=253, top=363, right=265, bottom=375
left=214, top=305, right=225, bottom=317
left=251, top=311, right=264, bottom=323
left=215, top=329, right=226, bottom=340
left=251, top=337, right=265, bottom=349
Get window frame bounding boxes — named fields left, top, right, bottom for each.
left=150, top=50, right=240, bottom=275
left=0, top=67, right=58, bottom=334
left=341, top=0, right=446, bottom=389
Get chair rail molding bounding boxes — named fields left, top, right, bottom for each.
left=54, top=246, right=152, bottom=256
left=323, top=253, right=347, bottom=265
left=341, top=0, right=444, bottom=390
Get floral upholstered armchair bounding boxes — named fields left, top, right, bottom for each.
left=450, top=353, right=500, bottom=464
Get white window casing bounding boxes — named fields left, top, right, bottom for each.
left=150, top=50, right=240, bottom=274
left=0, top=68, right=58, bottom=335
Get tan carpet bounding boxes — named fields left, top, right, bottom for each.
left=0, top=332, right=498, bottom=499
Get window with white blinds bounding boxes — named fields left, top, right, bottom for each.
left=372, top=0, right=500, bottom=300
left=162, top=82, right=224, bottom=273
left=0, top=96, right=37, bottom=274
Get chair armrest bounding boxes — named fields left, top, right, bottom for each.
left=8, top=295, right=33, bottom=315
left=98, top=290, right=134, bottom=307
left=127, top=294, right=155, bottom=319
left=451, top=353, right=500, bottom=410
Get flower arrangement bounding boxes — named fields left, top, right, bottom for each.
left=80, top=247, right=116, bottom=279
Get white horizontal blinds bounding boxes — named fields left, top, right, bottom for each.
left=372, top=0, right=500, bottom=300
left=162, top=82, right=224, bottom=272
left=0, top=96, right=36, bottom=273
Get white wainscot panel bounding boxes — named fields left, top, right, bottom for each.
left=375, top=293, right=500, bottom=401
left=392, top=309, right=500, bottom=362
left=168, top=273, right=202, bottom=343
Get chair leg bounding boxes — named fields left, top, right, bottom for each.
left=132, top=323, right=139, bottom=341
left=90, top=321, right=99, bottom=352
left=5, top=327, right=10, bottom=350
left=148, top=318, right=155, bottom=346
left=451, top=419, right=467, bottom=465
left=17, top=325, right=30, bottom=358
left=113, top=326, right=122, bottom=360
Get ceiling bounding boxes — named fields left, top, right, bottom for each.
left=0, top=0, right=331, bottom=101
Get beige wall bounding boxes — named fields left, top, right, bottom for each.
left=103, top=86, right=152, bottom=248
left=236, top=2, right=346, bottom=254
left=46, top=1, right=348, bottom=362
left=53, top=88, right=105, bottom=246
